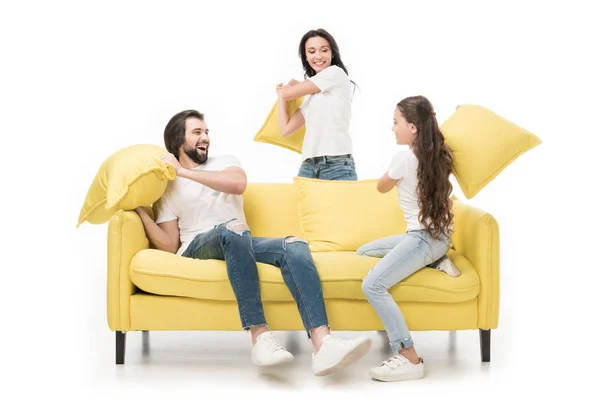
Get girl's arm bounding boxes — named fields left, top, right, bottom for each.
left=377, top=172, right=398, bottom=193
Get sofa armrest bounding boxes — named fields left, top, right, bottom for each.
left=451, top=199, right=500, bottom=330
left=107, top=210, right=150, bottom=331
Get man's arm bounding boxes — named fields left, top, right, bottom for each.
left=161, top=154, right=247, bottom=195
left=178, top=166, right=247, bottom=194
left=135, top=207, right=180, bottom=254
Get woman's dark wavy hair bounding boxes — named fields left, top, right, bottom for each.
left=298, top=28, right=356, bottom=91
left=397, top=96, right=454, bottom=239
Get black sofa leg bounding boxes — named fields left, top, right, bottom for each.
left=479, top=329, right=491, bottom=362
left=116, top=331, right=126, bottom=365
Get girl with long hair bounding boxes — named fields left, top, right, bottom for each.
left=358, top=96, right=460, bottom=382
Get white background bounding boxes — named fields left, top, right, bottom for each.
left=1, top=0, right=599, bottom=398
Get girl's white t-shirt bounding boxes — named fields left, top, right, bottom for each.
left=299, top=65, right=352, bottom=160
left=388, top=149, right=425, bottom=232
left=389, top=149, right=454, bottom=234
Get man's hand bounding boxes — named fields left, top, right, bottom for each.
left=134, top=206, right=147, bottom=216
left=161, top=153, right=183, bottom=175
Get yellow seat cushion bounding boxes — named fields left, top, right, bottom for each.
left=294, top=177, right=406, bottom=252
left=441, top=104, right=541, bottom=199
left=130, top=249, right=478, bottom=303
left=77, top=144, right=175, bottom=227
left=254, top=98, right=306, bottom=153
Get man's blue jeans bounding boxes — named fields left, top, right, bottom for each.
left=182, top=219, right=329, bottom=336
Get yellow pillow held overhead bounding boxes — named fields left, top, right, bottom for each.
left=254, top=97, right=306, bottom=154
left=293, top=177, right=406, bottom=252
left=77, top=144, right=176, bottom=227
left=441, top=104, right=541, bottom=199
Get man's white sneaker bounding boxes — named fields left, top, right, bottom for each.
left=312, top=335, right=372, bottom=376
left=251, top=331, right=294, bottom=366
left=434, top=257, right=461, bottom=277
left=369, top=354, right=424, bottom=382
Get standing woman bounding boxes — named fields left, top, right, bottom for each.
left=276, top=28, right=357, bottom=180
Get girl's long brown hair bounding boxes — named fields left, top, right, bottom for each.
left=397, top=96, right=454, bottom=239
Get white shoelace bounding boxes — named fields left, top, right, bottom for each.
left=262, top=335, right=286, bottom=352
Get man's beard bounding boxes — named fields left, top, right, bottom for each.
left=183, top=144, right=208, bottom=165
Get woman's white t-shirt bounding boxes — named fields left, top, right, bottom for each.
left=299, top=65, right=352, bottom=160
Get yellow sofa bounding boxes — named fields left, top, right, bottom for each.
left=107, top=183, right=499, bottom=364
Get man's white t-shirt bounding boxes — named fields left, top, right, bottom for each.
left=154, top=155, right=246, bottom=256
left=387, top=149, right=425, bottom=232
left=299, top=65, right=352, bottom=160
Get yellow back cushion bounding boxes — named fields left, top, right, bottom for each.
left=441, top=104, right=541, bottom=199
left=243, top=183, right=302, bottom=238
left=77, top=144, right=175, bottom=227
left=254, top=98, right=305, bottom=153
left=294, top=177, right=406, bottom=251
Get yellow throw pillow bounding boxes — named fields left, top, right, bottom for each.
left=254, top=98, right=306, bottom=153
left=294, top=177, right=406, bottom=252
left=440, top=104, right=541, bottom=199
left=77, top=144, right=176, bottom=227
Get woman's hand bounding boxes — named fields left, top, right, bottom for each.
left=276, top=79, right=299, bottom=96
left=276, top=83, right=285, bottom=96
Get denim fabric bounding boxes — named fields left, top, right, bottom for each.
left=358, top=230, right=451, bottom=351
left=298, top=154, right=357, bottom=180
left=182, top=219, right=328, bottom=336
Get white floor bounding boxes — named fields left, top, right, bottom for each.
left=86, top=328, right=504, bottom=396
left=89, top=331, right=496, bottom=392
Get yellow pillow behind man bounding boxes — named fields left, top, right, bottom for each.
left=77, top=144, right=175, bottom=227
